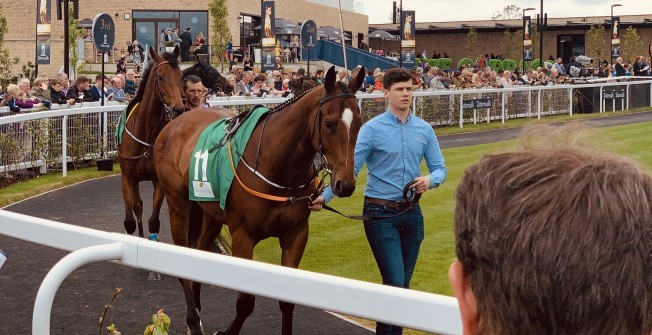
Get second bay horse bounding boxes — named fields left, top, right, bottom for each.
left=154, top=66, right=367, bottom=334
left=118, top=46, right=184, bottom=238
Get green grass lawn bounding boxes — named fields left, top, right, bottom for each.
left=0, top=164, right=121, bottom=207
left=254, top=120, right=652, bottom=300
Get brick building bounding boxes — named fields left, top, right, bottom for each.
left=3, top=0, right=368, bottom=76
left=370, top=14, right=652, bottom=65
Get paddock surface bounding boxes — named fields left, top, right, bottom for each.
left=0, top=176, right=374, bottom=335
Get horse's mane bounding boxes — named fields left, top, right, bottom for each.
left=125, top=52, right=180, bottom=117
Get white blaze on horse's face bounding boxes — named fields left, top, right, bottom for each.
left=341, top=108, right=354, bottom=165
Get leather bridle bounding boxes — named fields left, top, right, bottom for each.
left=118, top=60, right=179, bottom=160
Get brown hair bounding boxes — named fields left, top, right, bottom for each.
left=382, top=67, right=412, bottom=90
left=454, top=124, right=652, bottom=335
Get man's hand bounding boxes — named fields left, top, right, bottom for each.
left=308, top=195, right=325, bottom=211
left=412, top=176, right=431, bottom=194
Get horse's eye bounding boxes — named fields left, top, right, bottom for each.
left=324, top=120, right=336, bottom=132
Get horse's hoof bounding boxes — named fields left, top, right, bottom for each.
left=124, top=220, right=136, bottom=235
left=146, top=271, right=161, bottom=281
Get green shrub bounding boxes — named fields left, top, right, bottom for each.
left=428, top=58, right=439, bottom=68
left=488, top=59, right=502, bottom=70
left=438, top=58, right=452, bottom=69
left=502, top=59, right=517, bottom=71
left=457, top=58, right=474, bottom=70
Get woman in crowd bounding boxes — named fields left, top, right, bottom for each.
left=128, top=40, right=144, bottom=64
left=116, top=56, right=127, bottom=75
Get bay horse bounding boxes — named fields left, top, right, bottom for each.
left=118, top=46, right=185, bottom=239
left=182, top=59, right=234, bottom=96
left=154, top=66, right=366, bottom=335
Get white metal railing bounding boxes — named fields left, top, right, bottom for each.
left=0, top=210, right=462, bottom=335
left=2, top=79, right=651, bottom=177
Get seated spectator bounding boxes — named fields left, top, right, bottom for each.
left=49, top=79, right=74, bottom=105
left=450, top=124, right=652, bottom=335
left=224, top=74, right=236, bottom=95
left=30, top=77, right=50, bottom=101
left=125, top=69, right=138, bottom=96
left=66, top=76, right=97, bottom=103
left=56, top=72, right=70, bottom=95
left=373, top=73, right=384, bottom=90
left=106, top=76, right=127, bottom=102
left=88, top=74, right=108, bottom=101
left=5, top=84, right=38, bottom=112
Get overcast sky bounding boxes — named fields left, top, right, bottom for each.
left=356, top=0, right=652, bottom=24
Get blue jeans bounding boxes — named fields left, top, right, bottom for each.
left=363, top=203, right=424, bottom=335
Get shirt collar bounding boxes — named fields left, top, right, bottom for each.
left=383, top=109, right=412, bottom=124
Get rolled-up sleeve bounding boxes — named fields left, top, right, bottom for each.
left=425, top=130, right=446, bottom=188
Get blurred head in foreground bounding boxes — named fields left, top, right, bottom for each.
left=450, top=124, right=652, bottom=335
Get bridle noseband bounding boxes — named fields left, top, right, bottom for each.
left=152, top=61, right=179, bottom=121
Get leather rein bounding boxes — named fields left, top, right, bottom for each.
left=118, top=61, right=178, bottom=160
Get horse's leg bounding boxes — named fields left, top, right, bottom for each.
left=216, top=229, right=255, bottom=335
left=168, top=199, right=204, bottom=335
left=147, top=179, right=163, bottom=240
left=132, top=181, right=145, bottom=238
left=121, top=174, right=137, bottom=235
left=192, top=210, right=223, bottom=314
left=278, top=222, right=309, bottom=335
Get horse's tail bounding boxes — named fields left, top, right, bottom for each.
left=188, top=202, right=203, bottom=248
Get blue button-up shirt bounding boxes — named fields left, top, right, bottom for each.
left=323, top=109, right=447, bottom=202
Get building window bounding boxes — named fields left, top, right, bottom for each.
left=133, top=10, right=207, bottom=53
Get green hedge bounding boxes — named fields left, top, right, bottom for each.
left=502, top=59, right=517, bottom=71
left=457, top=58, right=474, bottom=70
left=438, top=58, right=452, bottom=69
left=488, top=59, right=502, bottom=70
left=519, top=59, right=541, bottom=71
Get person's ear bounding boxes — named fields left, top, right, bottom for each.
left=449, top=260, right=479, bottom=335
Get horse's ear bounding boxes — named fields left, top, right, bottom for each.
left=173, top=45, right=180, bottom=58
left=324, top=66, right=336, bottom=94
left=349, top=66, right=366, bottom=93
left=148, top=46, right=161, bottom=62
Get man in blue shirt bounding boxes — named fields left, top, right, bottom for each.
left=310, top=67, right=447, bottom=335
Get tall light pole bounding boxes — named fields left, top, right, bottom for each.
left=538, top=0, right=546, bottom=68
left=523, top=7, right=536, bottom=71
left=611, top=3, right=622, bottom=67
left=399, top=0, right=403, bottom=68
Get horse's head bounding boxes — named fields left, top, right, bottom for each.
left=315, top=66, right=365, bottom=197
left=187, top=59, right=234, bottom=96
left=148, top=46, right=185, bottom=117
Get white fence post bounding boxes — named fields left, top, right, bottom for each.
left=62, top=115, right=68, bottom=178
left=568, top=88, right=573, bottom=116
left=501, top=91, right=506, bottom=124
left=459, top=94, right=464, bottom=128
left=32, top=243, right=124, bottom=335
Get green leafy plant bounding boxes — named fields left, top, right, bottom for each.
left=621, top=26, right=643, bottom=64
left=585, top=24, right=607, bottom=63
left=99, top=287, right=122, bottom=335
left=465, top=28, right=478, bottom=58
left=144, top=310, right=171, bottom=335
left=68, top=7, right=83, bottom=76
left=208, top=0, right=231, bottom=71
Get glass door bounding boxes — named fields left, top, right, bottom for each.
left=135, top=21, right=155, bottom=52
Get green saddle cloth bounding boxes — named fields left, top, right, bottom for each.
left=189, top=107, right=269, bottom=208
left=114, top=104, right=133, bottom=145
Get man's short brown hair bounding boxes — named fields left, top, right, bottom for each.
left=382, top=67, right=412, bottom=90
left=454, top=124, right=652, bottom=335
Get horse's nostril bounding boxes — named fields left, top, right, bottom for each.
left=335, top=180, right=343, bottom=195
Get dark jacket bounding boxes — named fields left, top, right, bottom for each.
left=125, top=79, right=136, bottom=96
left=87, top=85, right=104, bottom=101
left=50, top=89, right=68, bottom=104
left=66, top=85, right=97, bottom=103
left=615, top=63, right=626, bottom=77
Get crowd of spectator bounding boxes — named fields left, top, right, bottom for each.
left=0, top=69, right=141, bottom=114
